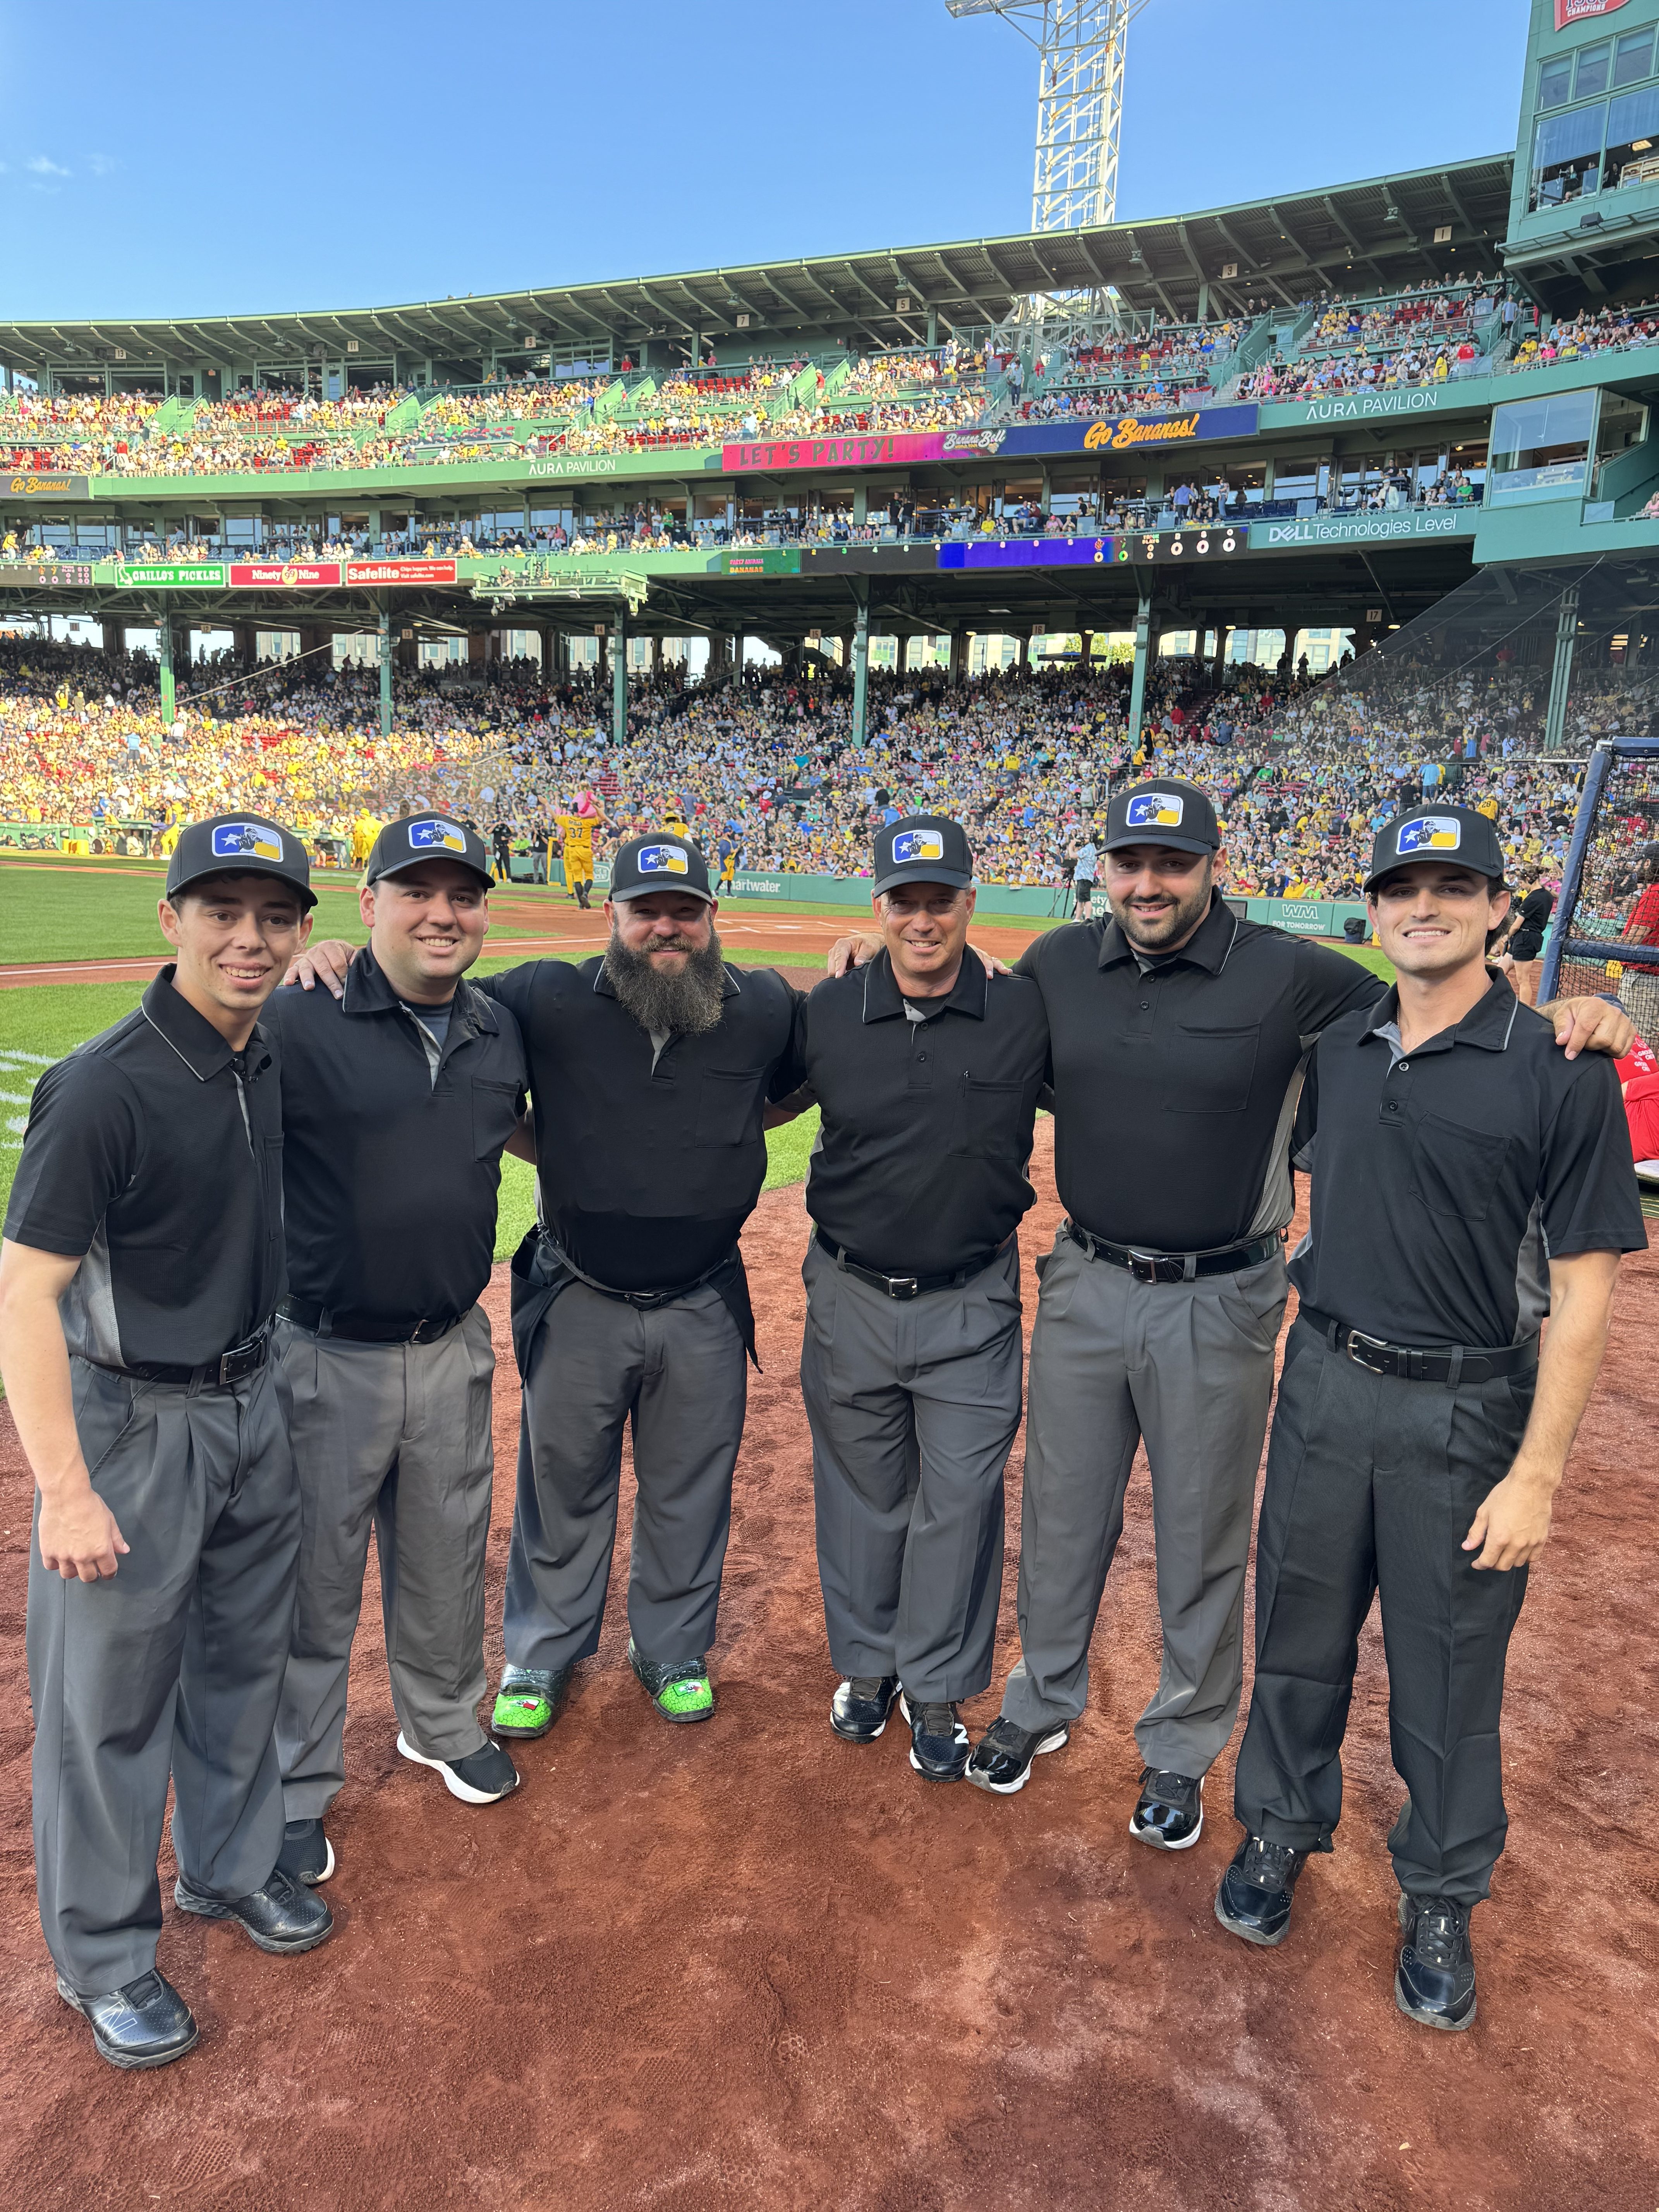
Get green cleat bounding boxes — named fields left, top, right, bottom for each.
left=490, top=1663, right=574, bottom=1739
left=628, top=1638, right=715, bottom=1724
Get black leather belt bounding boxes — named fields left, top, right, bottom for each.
left=814, top=1226, right=1014, bottom=1300
left=88, top=1324, right=272, bottom=1390
left=1064, top=1221, right=1282, bottom=1282
left=1298, top=1305, right=1538, bottom=1384
left=276, top=1295, right=465, bottom=1346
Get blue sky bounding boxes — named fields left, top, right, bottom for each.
left=0, top=0, right=1529, bottom=319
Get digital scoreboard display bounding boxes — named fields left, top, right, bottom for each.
left=1114, top=526, right=1248, bottom=565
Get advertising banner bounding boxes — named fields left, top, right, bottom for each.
left=722, top=433, right=947, bottom=474
left=943, top=407, right=1258, bottom=463
left=937, top=536, right=1115, bottom=570
left=117, top=563, right=228, bottom=587
left=1556, top=0, right=1628, bottom=28
left=1250, top=511, right=1476, bottom=551
left=719, top=549, right=801, bottom=575
left=227, top=562, right=342, bottom=587
left=1113, top=524, right=1249, bottom=563
left=343, top=559, right=458, bottom=586
left=5, top=472, right=90, bottom=499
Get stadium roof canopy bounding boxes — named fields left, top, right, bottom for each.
left=0, top=154, right=1516, bottom=378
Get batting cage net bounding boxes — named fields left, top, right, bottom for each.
left=1542, top=739, right=1659, bottom=1054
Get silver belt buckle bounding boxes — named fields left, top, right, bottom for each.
left=1344, top=1328, right=1393, bottom=1374
left=885, top=1274, right=920, bottom=1300
left=1129, top=1250, right=1179, bottom=1283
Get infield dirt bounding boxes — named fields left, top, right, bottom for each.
left=2, top=1123, right=1656, bottom=2211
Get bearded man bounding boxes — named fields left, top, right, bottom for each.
left=289, top=833, right=802, bottom=1738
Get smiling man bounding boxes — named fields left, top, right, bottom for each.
left=1218, top=805, right=1646, bottom=2031
left=0, top=814, right=331, bottom=2070
left=263, top=814, right=528, bottom=1877
left=777, top=816, right=1049, bottom=1783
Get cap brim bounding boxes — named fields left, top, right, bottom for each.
left=168, top=860, right=316, bottom=910
left=368, top=852, right=494, bottom=891
left=1100, top=831, right=1215, bottom=857
left=871, top=865, right=974, bottom=895
left=610, top=880, right=714, bottom=903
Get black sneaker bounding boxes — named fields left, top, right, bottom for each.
left=901, top=1693, right=970, bottom=1783
left=276, top=1817, right=334, bottom=1886
left=1129, top=1767, right=1204, bottom=1851
left=1396, top=1893, right=1478, bottom=2031
left=57, top=1969, right=199, bottom=2071
left=830, top=1674, right=900, bottom=1743
left=965, top=1715, right=1071, bottom=1795
left=1214, top=1833, right=1307, bottom=1948
left=396, top=1732, right=522, bottom=1803
left=173, top=1866, right=334, bottom=1955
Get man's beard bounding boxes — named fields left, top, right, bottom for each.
left=604, top=926, right=727, bottom=1035
left=1108, top=867, right=1213, bottom=952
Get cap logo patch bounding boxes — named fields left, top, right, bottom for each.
left=409, top=818, right=467, bottom=854
left=891, top=828, right=946, bottom=864
left=1397, top=816, right=1461, bottom=855
left=211, top=821, right=283, bottom=862
left=638, top=843, right=689, bottom=875
left=1126, top=792, right=1185, bottom=829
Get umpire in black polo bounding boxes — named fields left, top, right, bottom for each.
left=779, top=817, right=1048, bottom=1781
left=264, top=814, right=527, bottom=1888
left=1217, top=804, right=1646, bottom=2030
left=0, top=814, right=331, bottom=2071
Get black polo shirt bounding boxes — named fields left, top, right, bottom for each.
left=792, top=951, right=1049, bottom=1277
left=478, top=957, right=799, bottom=1291
left=1290, top=975, right=1647, bottom=1347
left=1017, top=897, right=1386, bottom=1252
left=264, top=948, right=527, bottom=1336
left=3, top=967, right=284, bottom=1369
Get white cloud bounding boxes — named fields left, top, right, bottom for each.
left=26, top=155, right=70, bottom=177
left=88, top=153, right=116, bottom=176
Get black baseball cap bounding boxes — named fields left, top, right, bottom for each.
left=365, top=812, right=493, bottom=890
left=1364, top=805, right=1506, bottom=893
left=165, top=812, right=314, bottom=910
left=1102, top=779, right=1220, bottom=858
left=608, top=831, right=714, bottom=903
left=872, top=814, right=974, bottom=895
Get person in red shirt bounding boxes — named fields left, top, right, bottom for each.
left=1616, top=1032, right=1659, bottom=1163
left=1623, top=852, right=1659, bottom=947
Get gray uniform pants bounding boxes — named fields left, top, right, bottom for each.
left=800, top=1237, right=1022, bottom=1701
left=1001, top=1226, right=1288, bottom=1775
left=275, top=1308, right=496, bottom=1818
left=27, top=1357, right=298, bottom=1996
left=1234, top=1320, right=1534, bottom=1904
left=503, top=1279, right=747, bottom=1672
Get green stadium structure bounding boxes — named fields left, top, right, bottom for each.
left=1, top=0, right=1657, bottom=756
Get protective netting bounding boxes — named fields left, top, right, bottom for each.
left=1550, top=749, right=1659, bottom=1052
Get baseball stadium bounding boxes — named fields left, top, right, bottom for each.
left=2, top=0, right=1659, bottom=2205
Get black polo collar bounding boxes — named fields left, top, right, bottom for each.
left=340, top=945, right=500, bottom=1035
left=1358, top=972, right=1521, bottom=1056
left=1097, top=891, right=1237, bottom=975
left=141, top=965, right=270, bottom=1083
left=860, top=947, right=988, bottom=1023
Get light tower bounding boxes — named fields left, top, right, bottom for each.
left=946, top=0, right=1156, bottom=232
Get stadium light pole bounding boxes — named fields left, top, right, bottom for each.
left=156, top=609, right=175, bottom=727
left=612, top=605, right=627, bottom=745
left=378, top=603, right=393, bottom=741
left=1125, top=581, right=1154, bottom=750
left=852, top=594, right=870, bottom=748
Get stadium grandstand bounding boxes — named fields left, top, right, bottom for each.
left=3, top=0, right=1659, bottom=1016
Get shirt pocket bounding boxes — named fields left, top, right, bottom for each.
left=1162, top=1022, right=1260, bottom=1115
left=1410, top=1112, right=1511, bottom=1222
left=696, top=1066, right=764, bottom=1149
left=951, top=1072, right=1031, bottom=1160
left=472, top=1077, right=523, bottom=1163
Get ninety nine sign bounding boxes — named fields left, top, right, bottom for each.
left=722, top=433, right=946, bottom=473
left=343, top=559, right=458, bottom=586
left=1556, top=0, right=1628, bottom=27
left=7, top=472, right=90, bottom=499
left=228, top=562, right=343, bottom=587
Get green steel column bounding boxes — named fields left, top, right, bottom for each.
left=158, top=612, right=175, bottom=725
left=612, top=605, right=627, bottom=744
left=1126, top=586, right=1154, bottom=750
left=1544, top=586, right=1580, bottom=754
left=852, top=601, right=869, bottom=747
left=379, top=603, right=393, bottom=740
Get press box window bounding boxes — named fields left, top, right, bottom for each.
left=1604, top=85, right=1659, bottom=189
left=1487, top=390, right=1596, bottom=503
left=1614, top=26, right=1656, bottom=86
left=1577, top=41, right=1613, bottom=99
left=1539, top=54, right=1573, bottom=108
left=1530, top=103, right=1607, bottom=208
left=1591, top=393, right=1649, bottom=498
